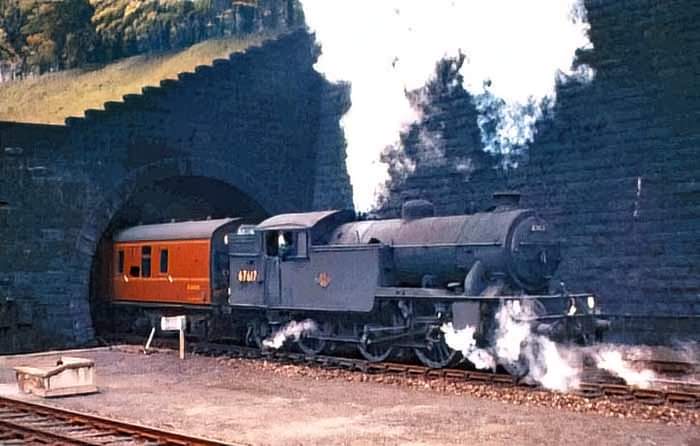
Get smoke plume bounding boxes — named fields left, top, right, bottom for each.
left=262, top=319, right=318, bottom=350
left=301, top=0, right=594, bottom=211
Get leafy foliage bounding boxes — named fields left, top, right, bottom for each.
left=0, top=0, right=96, bottom=71
left=0, top=0, right=302, bottom=76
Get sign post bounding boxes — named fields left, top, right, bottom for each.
left=160, top=315, right=187, bottom=360
left=144, top=327, right=156, bottom=353
left=179, top=326, right=184, bottom=360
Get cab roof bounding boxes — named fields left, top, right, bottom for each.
left=113, top=218, right=239, bottom=242
left=256, top=210, right=353, bottom=232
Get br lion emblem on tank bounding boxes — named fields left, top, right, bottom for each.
left=316, top=272, right=331, bottom=288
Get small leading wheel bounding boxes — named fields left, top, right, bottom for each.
left=297, top=320, right=330, bottom=356
left=414, top=336, right=460, bottom=369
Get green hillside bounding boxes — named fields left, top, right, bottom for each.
left=0, top=34, right=266, bottom=124
left=0, top=0, right=300, bottom=74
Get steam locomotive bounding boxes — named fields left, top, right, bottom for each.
left=107, top=193, right=608, bottom=370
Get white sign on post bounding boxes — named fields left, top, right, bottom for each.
left=160, top=315, right=187, bottom=360
left=161, top=315, right=186, bottom=331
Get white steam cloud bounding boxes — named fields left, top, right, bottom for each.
left=301, top=0, right=594, bottom=211
left=594, top=349, right=656, bottom=389
left=441, top=323, right=496, bottom=370
left=444, top=302, right=658, bottom=393
left=493, top=302, right=581, bottom=392
left=262, top=319, right=318, bottom=350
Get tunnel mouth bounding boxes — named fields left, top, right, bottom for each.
left=88, top=175, right=269, bottom=337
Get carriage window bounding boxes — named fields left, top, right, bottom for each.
left=160, top=249, right=169, bottom=273
left=117, top=250, right=124, bottom=274
left=141, top=246, right=151, bottom=278
left=129, top=266, right=140, bottom=277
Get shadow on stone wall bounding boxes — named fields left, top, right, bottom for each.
left=379, top=0, right=700, bottom=344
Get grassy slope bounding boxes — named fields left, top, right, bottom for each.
left=0, top=35, right=267, bottom=125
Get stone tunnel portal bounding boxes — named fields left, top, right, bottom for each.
left=88, top=175, right=269, bottom=337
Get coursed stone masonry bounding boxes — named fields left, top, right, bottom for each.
left=0, top=30, right=353, bottom=353
left=382, top=0, right=700, bottom=343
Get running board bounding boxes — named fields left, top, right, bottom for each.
left=375, top=287, right=593, bottom=301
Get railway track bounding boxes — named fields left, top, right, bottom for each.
left=0, top=396, right=238, bottom=446
left=628, top=358, right=699, bottom=376
left=113, top=336, right=700, bottom=410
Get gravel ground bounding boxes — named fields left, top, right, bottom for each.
left=0, top=347, right=698, bottom=446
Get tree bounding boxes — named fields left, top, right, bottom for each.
left=1, top=0, right=304, bottom=76
left=15, top=0, right=95, bottom=71
left=0, top=28, right=15, bottom=59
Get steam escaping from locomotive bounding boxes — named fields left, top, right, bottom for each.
left=493, top=303, right=582, bottom=392
left=300, top=0, right=594, bottom=211
left=594, top=350, right=656, bottom=389
left=443, top=303, right=581, bottom=392
left=443, top=302, right=659, bottom=392
left=441, top=323, right=496, bottom=371
left=263, top=319, right=318, bottom=350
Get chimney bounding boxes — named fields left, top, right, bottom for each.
left=401, top=199, right=435, bottom=220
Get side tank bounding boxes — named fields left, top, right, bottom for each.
left=329, top=196, right=560, bottom=292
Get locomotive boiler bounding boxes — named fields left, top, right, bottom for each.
left=330, top=194, right=559, bottom=294
left=107, top=193, right=608, bottom=371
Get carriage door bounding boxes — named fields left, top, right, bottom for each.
left=263, top=231, right=282, bottom=306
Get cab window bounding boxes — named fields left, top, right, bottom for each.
left=265, top=230, right=308, bottom=260
left=265, top=231, right=279, bottom=256
left=278, top=231, right=294, bottom=258
left=294, top=231, right=308, bottom=258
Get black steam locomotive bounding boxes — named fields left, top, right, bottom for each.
left=107, top=193, right=608, bottom=370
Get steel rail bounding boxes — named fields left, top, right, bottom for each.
left=0, top=417, right=99, bottom=445
left=0, top=396, right=242, bottom=446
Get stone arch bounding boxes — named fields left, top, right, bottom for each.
left=69, top=157, right=276, bottom=342
left=75, top=156, right=276, bottom=261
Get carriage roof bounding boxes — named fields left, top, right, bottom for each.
left=113, top=218, right=239, bottom=242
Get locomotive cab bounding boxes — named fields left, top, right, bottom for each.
left=228, top=210, right=387, bottom=312
left=228, top=225, right=310, bottom=307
